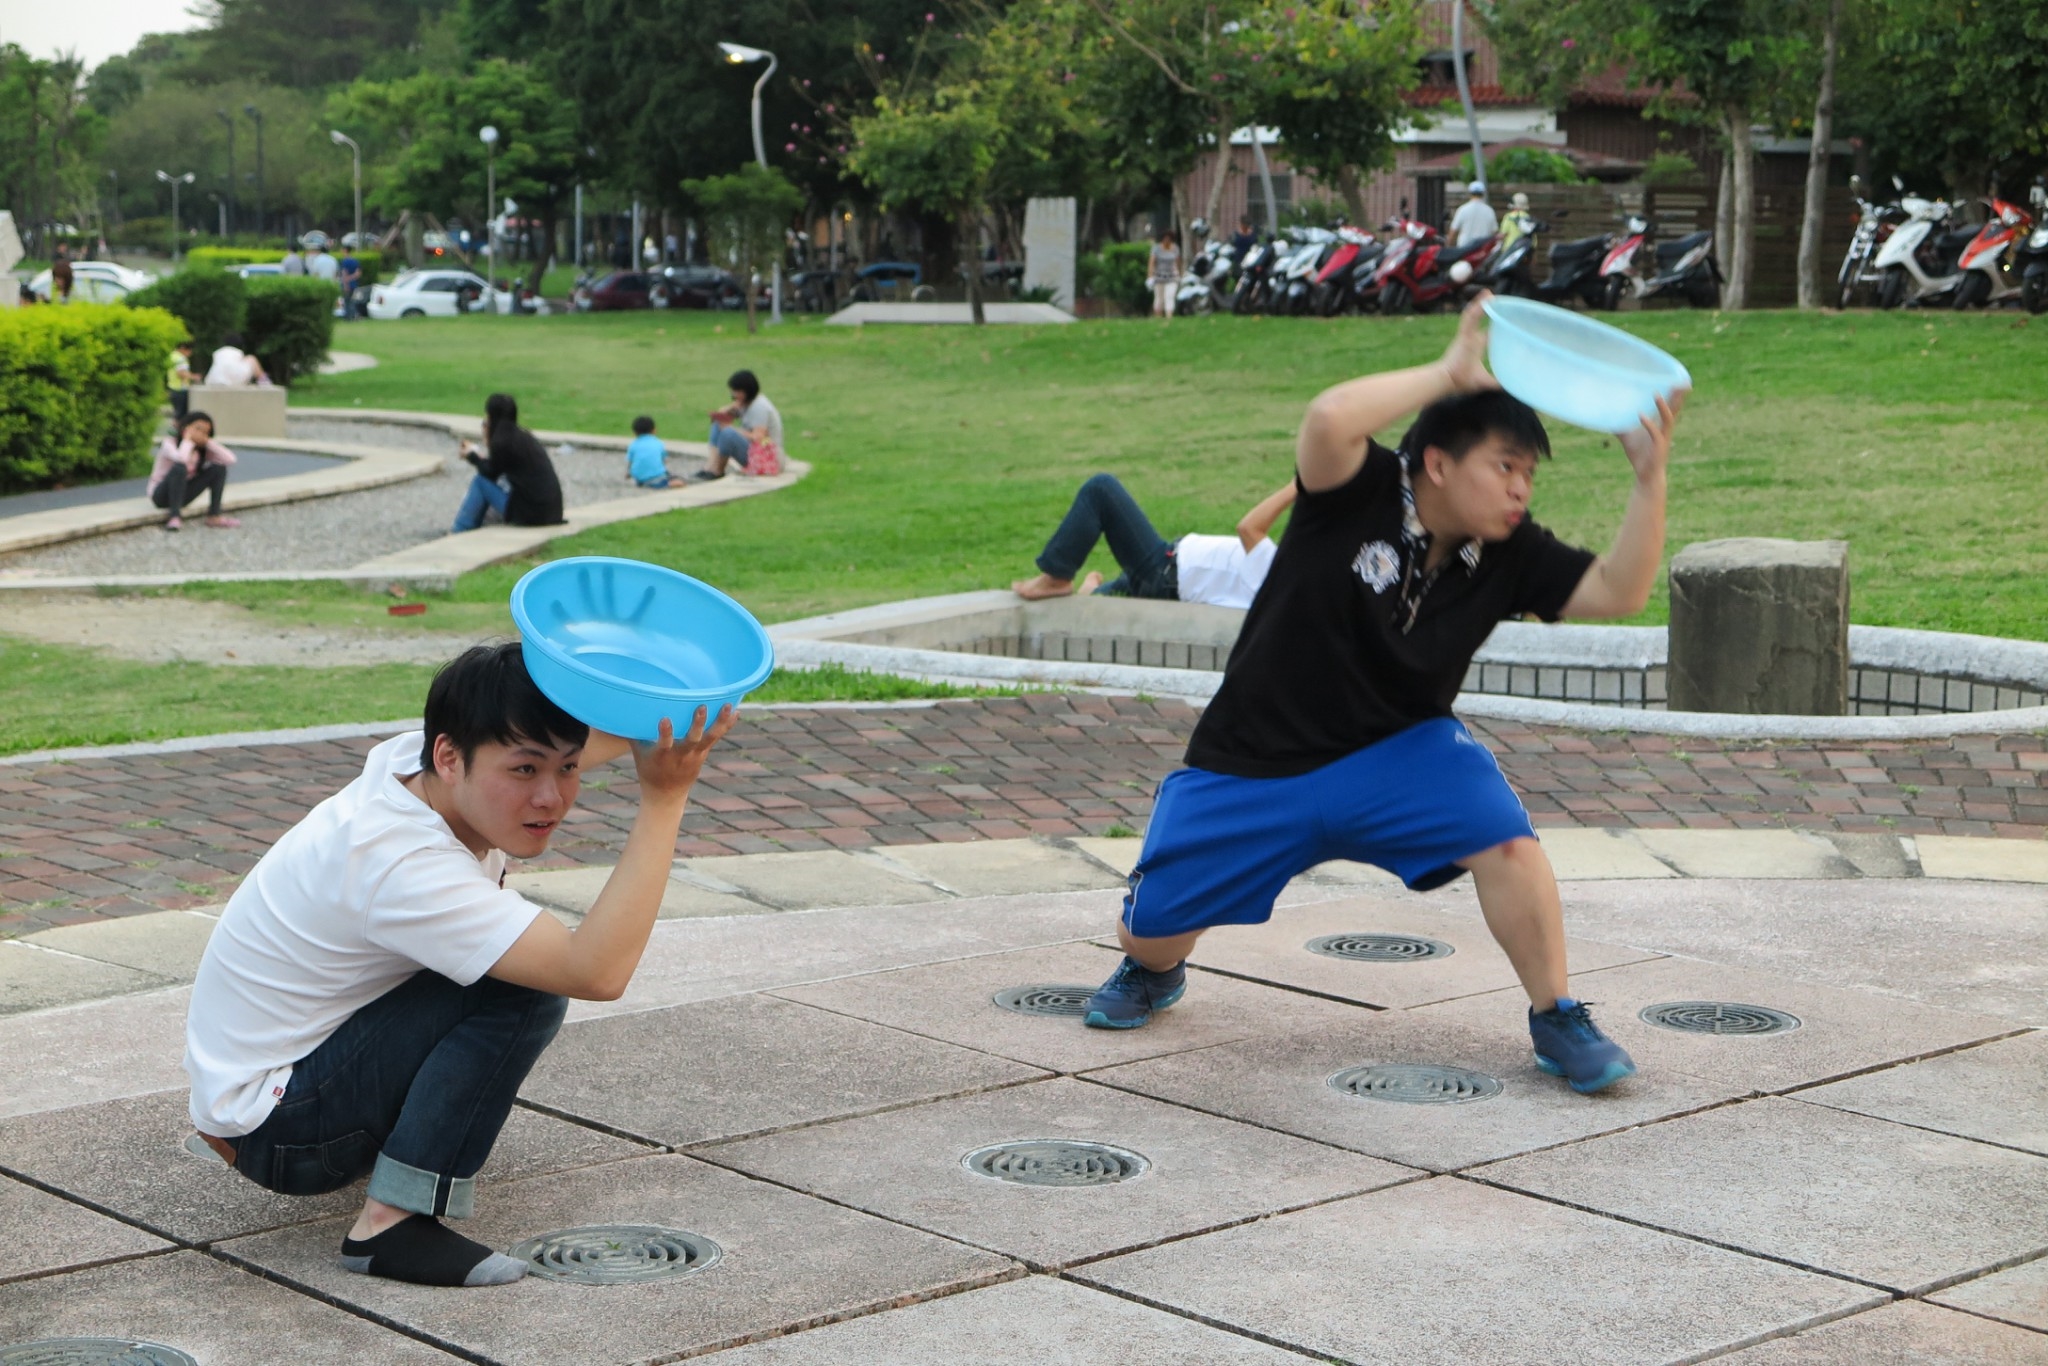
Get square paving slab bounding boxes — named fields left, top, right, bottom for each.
left=218, top=1154, right=1016, bottom=1366
left=1631, top=828, right=1856, bottom=878
left=526, top=992, right=1044, bottom=1148
left=0, top=1089, right=651, bottom=1244
left=1158, top=896, right=1657, bottom=1010
left=1916, top=834, right=2048, bottom=884
left=1092, top=1007, right=1735, bottom=1172
left=508, top=865, right=766, bottom=919
left=704, top=1273, right=1315, bottom=1363
left=1419, top=954, right=2018, bottom=1094
left=23, top=910, right=219, bottom=980
left=676, top=849, right=936, bottom=909
left=0, top=986, right=192, bottom=1120
left=1715, top=1299, right=2048, bottom=1364
left=0, top=1174, right=168, bottom=1283
left=1929, top=1255, right=2048, bottom=1334
left=0, top=1251, right=461, bottom=1364
left=0, top=942, right=170, bottom=1017
left=869, top=839, right=1128, bottom=896
left=706, top=1076, right=1413, bottom=1269
left=771, top=940, right=1372, bottom=1074
left=1478, top=1096, right=2048, bottom=1293
left=1075, top=1176, right=1880, bottom=1366
left=1537, top=827, right=1681, bottom=879
left=1799, top=1029, right=2048, bottom=1156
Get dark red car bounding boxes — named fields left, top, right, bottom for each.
left=573, top=271, right=662, bottom=312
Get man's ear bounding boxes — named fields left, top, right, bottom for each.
left=432, top=733, right=467, bottom=783
left=1422, top=445, right=1451, bottom=487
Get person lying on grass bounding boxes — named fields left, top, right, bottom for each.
left=1012, top=475, right=1298, bottom=611
left=185, top=643, right=736, bottom=1288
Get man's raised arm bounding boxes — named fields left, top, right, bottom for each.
left=1561, top=391, right=1685, bottom=621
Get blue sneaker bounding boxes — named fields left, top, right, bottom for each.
left=1083, top=956, right=1186, bottom=1030
left=1529, top=997, right=1637, bottom=1094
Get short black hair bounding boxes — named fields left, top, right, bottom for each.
left=727, top=369, right=759, bottom=403
left=176, top=339, right=193, bottom=350
left=485, top=392, right=519, bottom=431
left=420, top=642, right=588, bottom=772
left=221, top=331, right=245, bottom=348
left=180, top=411, right=213, bottom=438
left=1399, top=390, right=1551, bottom=473
left=631, top=414, right=655, bottom=435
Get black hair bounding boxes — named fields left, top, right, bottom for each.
left=419, top=642, right=588, bottom=772
left=180, top=411, right=214, bottom=438
left=1399, top=390, right=1551, bottom=474
left=726, top=369, right=759, bottom=403
left=220, top=331, right=245, bottom=348
left=175, top=339, right=193, bottom=350
left=484, top=392, right=519, bottom=432
left=631, top=414, right=655, bottom=435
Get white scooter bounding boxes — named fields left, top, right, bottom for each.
left=1872, top=186, right=1972, bottom=309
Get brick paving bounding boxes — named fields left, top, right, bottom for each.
left=2, top=694, right=2044, bottom=936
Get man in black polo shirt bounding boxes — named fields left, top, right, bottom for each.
left=1084, top=295, right=1683, bottom=1095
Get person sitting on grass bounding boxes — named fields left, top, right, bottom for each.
left=147, top=411, right=241, bottom=533
left=625, top=415, right=676, bottom=489
left=452, top=393, right=565, bottom=533
left=1012, top=475, right=1297, bottom=610
left=694, top=369, right=782, bottom=480
left=185, top=643, right=738, bottom=1288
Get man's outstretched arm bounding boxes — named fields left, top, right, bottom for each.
left=1235, top=481, right=1299, bottom=550
left=1562, top=391, right=1685, bottom=620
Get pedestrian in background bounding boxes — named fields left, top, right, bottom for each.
left=50, top=244, right=74, bottom=303
left=1148, top=229, right=1180, bottom=319
left=1450, top=181, right=1498, bottom=250
left=338, top=249, right=361, bottom=320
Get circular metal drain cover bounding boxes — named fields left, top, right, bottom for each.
left=507, top=1225, right=722, bottom=1285
left=991, top=985, right=1094, bottom=1018
left=1639, top=1001, right=1803, bottom=1036
left=963, top=1139, right=1149, bottom=1187
left=1329, top=1063, right=1504, bottom=1104
left=0, top=1341, right=198, bottom=1366
left=1306, top=933, right=1455, bottom=963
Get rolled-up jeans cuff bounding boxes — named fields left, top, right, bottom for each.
left=367, top=1152, right=477, bottom=1219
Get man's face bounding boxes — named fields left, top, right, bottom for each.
left=1424, top=434, right=1537, bottom=543
left=434, top=734, right=583, bottom=858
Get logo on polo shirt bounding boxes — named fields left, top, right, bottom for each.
left=1352, top=540, right=1400, bottom=593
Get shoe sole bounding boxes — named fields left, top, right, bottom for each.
left=1534, top=1051, right=1637, bottom=1095
left=1082, top=982, right=1185, bottom=1031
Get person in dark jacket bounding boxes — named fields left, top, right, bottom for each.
left=451, top=393, right=565, bottom=532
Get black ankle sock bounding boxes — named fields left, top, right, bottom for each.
left=339, top=1213, right=525, bottom=1287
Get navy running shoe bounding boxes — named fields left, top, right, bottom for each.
left=1529, top=997, right=1637, bottom=1094
left=1082, top=956, right=1186, bottom=1030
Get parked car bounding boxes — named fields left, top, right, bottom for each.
left=232, top=263, right=284, bottom=278
left=25, top=259, right=156, bottom=302
left=365, top=268, right=494, bottom=319
left=573, top=270, right=666, bottom=312
left=657, top=265, right=744, bottom=309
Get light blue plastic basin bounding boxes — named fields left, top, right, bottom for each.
left=511, top=557, right=773, bottom=741
left=1483, top=296, right=1691, bottom=433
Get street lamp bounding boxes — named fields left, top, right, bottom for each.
left=105, top=168, right=120, bottom=231
left=155, top=170, right=195, bottom=261
left=213, top=110, right=237, bottom=234
left=330, top=129, right=362, bottom=250
left=479, top=125, right=499, bottom=277
left=244, top=105, right=267, bottom=239
left=718, top=40, right=782, bottom=324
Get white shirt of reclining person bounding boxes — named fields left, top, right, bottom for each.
left=204, top=346, right=257, bottom=386
left=184, top=731, right=543, bottom=1138
left=1173, top=534, right=1279, bottom=611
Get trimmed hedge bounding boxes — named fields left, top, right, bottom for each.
left=244, top=276, right=337, bottom=384
left=0, top=304, right=186, bottom=493
left=186, top=246, right=285, bottom=270
left=1077, top=240, right=1154, bottom=316
left=125, top=269, right=246, bottom=375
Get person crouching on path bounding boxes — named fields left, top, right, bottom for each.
left=1083, top=294, right=1684, bottom=1097
left=148, top=411, right=241, bottom=532
left=1012, top=475, right=1296, bottom=610
left=695, top=369, right=782, bottom=480
left=185, top=643, right=738, bottom=1287
left=452, top=392, right=565, bottom=532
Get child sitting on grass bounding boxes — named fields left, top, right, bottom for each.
left=625, top=415, right=675, bottom=489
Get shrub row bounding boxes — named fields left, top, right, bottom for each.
left=183, top=244, right=384, bottom=289
left=1077, top=240, right=1154, bottom=316
left=124, top=269, right=337, bottom=385
left=0, top=304, right=185, bottom=494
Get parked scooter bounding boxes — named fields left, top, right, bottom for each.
left=1177, top=228, right=1238, bottom=315
left=2018, top=179, right=2048, bottom=315
left=1837, top=176, right=1898, bottom=308
left=1597, top=215, right=1720, bottom=309
left=1309, top=226, right=1379, bottom=316
left=1271, top=227, right=1336, bottom=315
left=1230, top=235, right=1280, bottom=313
left=1528, top=227, right=1614, bottom=308
left=1874, top=185, right=1972, bottom=308
left=1951, top=194, right=2034, bottom=309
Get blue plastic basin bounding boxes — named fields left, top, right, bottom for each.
left=511, top=557, right=774, bottom=741
left=1483, top=296, right=1691, bottom=433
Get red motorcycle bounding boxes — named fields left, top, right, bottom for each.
left=1375, top=215, right=1495, bottom=313
left=1953, top=195, right=2034, bottom=309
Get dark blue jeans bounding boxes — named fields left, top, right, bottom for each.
left=1036, top=473, right=1179, bottom=599
left=231, top=971, right=566, bottom=1219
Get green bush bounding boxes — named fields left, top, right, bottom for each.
left=187, top=245, right=288, bottom=271
left=1457, top=147, right=1588, bottom=185
left=1642, top=152, right=1700, bottom=187
left=0, top=304, right=185, bottom=494
left=1077, top=240, right=1153, bottom=315
left=244, top=276, right=337, bottom=385
left=110, top=217, right=174, bottom=251
left=124, top=269, right=247, bottom=375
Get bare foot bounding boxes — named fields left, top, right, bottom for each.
left=1012, top=573, right=1076, bottom=600
left=1078, top=572, right=1104, bottom=595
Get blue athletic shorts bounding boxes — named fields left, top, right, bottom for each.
left=1121, top=717, right=1536, bottom=940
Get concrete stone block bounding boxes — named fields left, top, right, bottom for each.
left=1719, top=1300, right=2048, bottom=1363
left=1022, top=196, right=1078, bottom=310
left=1668, top=537, right=1849, bottom=714
left=1800, top=1029, right=2048, bottom=1156
left=1480, top=1096, right=2048, bottom=1292
left=1630, top=827, right=1856, bottom=878
left=186, top=384, right=289, bottom=439
left=708, top=1077, right=1412, bottom=1269
left=1067, top=835, right=1142, bottom=876
left=218, top=1155, right=1016, bottom=1365
left=0, top=1173, right=170, bottom=1281
left=1916, top=835, right=2048, bottom=883
left=676, top=849, right=936, bottom=909
left=0, top=1252, right=460, bottom=1364
left=0, top=985, right=193, bottom=1120
left=1815, top=832, right=1916, bottom=878
left=524, top=992, right=1044, bottom=1148
left=1929, top=1257, right=2048, bottom=1334
left=867, top=838, right=1127, bottom=897
left=1076, top=1177, right=1880, bottom=1366
left=707, top=1274, right=1315, bottom=1363
left=506, top=864, right=768, bottom=919
left=0, top=941, right=170, bottom=1017
left=23, top=910, right=218, bottom=980
left=1537, top=827, right=1681, bottom=880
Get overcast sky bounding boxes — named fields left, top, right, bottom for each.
left=3, top=0, right=202, bottom=71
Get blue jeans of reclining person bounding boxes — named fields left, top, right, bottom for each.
left=450, top=473, right=511, bottom=532
left=230, top=971, right=567, bottom=1219
left=1036, top=473, right=1179, bottom=599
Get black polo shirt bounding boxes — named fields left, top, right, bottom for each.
left=1186, top=441, right=1595, bottom=778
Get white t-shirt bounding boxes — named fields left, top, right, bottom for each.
left=308, top=251, right=340, bottom=281
left=204, top=346, right=257, bottom=386
left=184, top=732, right=542, bottom=1137
left=1450, top=198, right=1500, bottom=248
left=1174, top=533, right=1278, bottom=611
left=739, top=395, right=783, bottom=449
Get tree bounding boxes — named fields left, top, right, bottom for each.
left=0, top=48, right=105, bottom=242
left=176, top=0, right=451, bottom=89
left=683, top=163, right=803, bottom=333
left=1795, top=0, right=1840, bottom=309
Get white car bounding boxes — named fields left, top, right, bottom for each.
left=25, top=259, right=157, bottom=302
left=365, top=268, right=497, bottom=319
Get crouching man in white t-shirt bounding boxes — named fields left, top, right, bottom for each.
left=184, top=643, right=735, bottom=1289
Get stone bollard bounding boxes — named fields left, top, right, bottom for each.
left=1668, top=538, right=1849, bottom=714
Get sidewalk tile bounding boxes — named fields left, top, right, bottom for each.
left=1916, top=835, right=2048, bottom=883
left=1632, top=828, right=1857, bottom=878
left=867, top=838, right=1127, bottom=897
left=677, top=849, right=935, bottom=909
left=1799, top=1030, right=2047, bottom=1156
left=0, top=1173, right=169, bottom=1281
left=0, top=941, right=170, bottom=1017
left=1928, top=1257, right=2048, bottom=1334
left=506, top=865, right=768, bottom=920
left=23, top=910, right=218, bottom=981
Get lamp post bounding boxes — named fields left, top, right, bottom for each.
left=209, top=192, right=225, bottom=239
left=479, top=125, right=499, bottom=279
left=718, top=41, right=782, bottom=325
left=155, top=170, right=195, bottom=261
left=244, top=105, right=267, bottom=239
left=330, top=129, right=362, bottom=249
left=105, top=168, right=120, bottom=231
left=213, top=110, right=237, bottom=234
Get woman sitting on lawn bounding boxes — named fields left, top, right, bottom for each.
left=452, top=393, right=565, bottom=532
left=147, top=411, right=241, bottom=533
